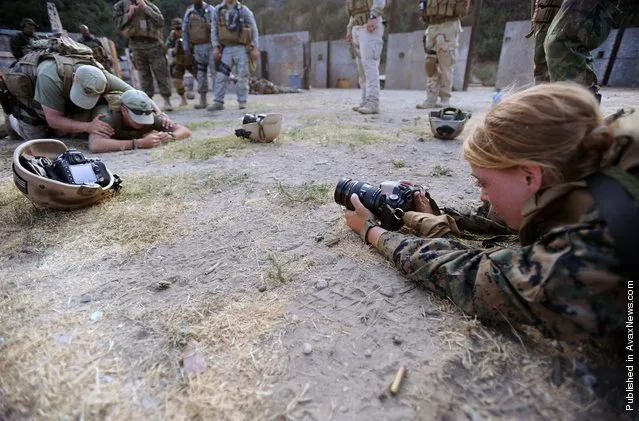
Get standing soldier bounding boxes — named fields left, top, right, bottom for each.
left=210, top=0, right=259, bottom=111
left=532, top=0, right=616, bottom=103
left=78, top=25, right=113, bottom=73
left=183, top=0, right=216, bottom=110
left=10, top=18, right=40, bottom=62
left=346, top=0, right=386, bottom=115
left=166, top=18, right=195, bottom=107
left=113, top=0, right=174, bottom=112
left=415, top=0, right=469, bottom=109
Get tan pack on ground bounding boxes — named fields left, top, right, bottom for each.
left=235, top=113, right=282, bottom=143
left=13, top=139, right=121, bottom=210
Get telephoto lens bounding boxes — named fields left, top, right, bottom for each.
left=334, top=178, right=383, bottom=212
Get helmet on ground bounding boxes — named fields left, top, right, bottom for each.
left=429, top=107, right=471, bottom=140
left=171, top=18, right=183, bottom=29
left=235, top=113, right=283, bottom=143
left=12, top=139, right=122, bottom=210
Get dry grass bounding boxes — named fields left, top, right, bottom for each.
left=156, top=135, right=248, bottom=161
left=184, top=119, right=235, bottom=132
left=273, top=182, right=333, bottom=205
left=283, top=122, right=394, bottom=149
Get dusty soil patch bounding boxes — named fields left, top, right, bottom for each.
left=0, top=87, right=635, bottom=421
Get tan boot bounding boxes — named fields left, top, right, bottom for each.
left=352, top=103, right=365, bottom=112
left=357, top=103, right=379, bottom=115
left=193, top=93, right=207, bottom=109
left=416, top=94, right=439, bottom=109
left=163, top=97, right=173, bottom=112
left=179, top=93, right=188, bottom=107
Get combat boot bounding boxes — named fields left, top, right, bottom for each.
left=186, top=91, right=196, bottom=100
left=208, top=102, right=224, bottom=111
left=416, top=94, right=439, bottom=109
left=163, top=97, right=174, bottom=112
left=440, top=97, right=450, bottom=107
left=179, top=93, right=188, bottom=107
left=352, top=102, right=365, bottom=112
left=357, top=102, right=379, bottom=115
left=194, top=93, right=208, bottom=109
left=238, top=102, right=247, bottom=110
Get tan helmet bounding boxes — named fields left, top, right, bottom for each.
left=429, top=107, right=471, bottom=140
left=235, top=113, right=283, bottom=143
left=12, top=139, right=122, bottom=210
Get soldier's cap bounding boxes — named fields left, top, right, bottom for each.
left=20, top=18, right=39, bottom=29
left=171, top=18, right=183, bottom=28
left=70, top=65, right=108, bottom=110
left=121, top=90, right=154, bottom=125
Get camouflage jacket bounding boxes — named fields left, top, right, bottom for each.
left=377, top=112, right=639, bottom=342
left=78, top=36, right=111, bottom=69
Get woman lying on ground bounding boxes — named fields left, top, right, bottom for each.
left=345, top=82, right=638, bottom=343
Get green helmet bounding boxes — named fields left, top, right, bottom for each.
left=429, top=108, right=472, bottom=140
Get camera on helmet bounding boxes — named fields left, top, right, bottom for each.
left=334, top=178, right=423, bottom=230
left=53, top=149, right=109, bottom=187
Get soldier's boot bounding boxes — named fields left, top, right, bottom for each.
left=416, top=94, right=439, bottom=109
left=208, top=102, right=224, bottom=111
left=179, top=93, right=188, bottom=107
left=194, top=93, right=208, bottom=109
left=186, top=91, right=196, bottom=100
left=357, top=102, right=379, bottom=115
left=5, top=118, right=20, bottom=140
left=440, top=97, right=450, bottom=107
left=352, top=103, right=365, bottom=112
left=238, top=102, right=247, bottom=110
left=163, top=97, right=174, bottom=112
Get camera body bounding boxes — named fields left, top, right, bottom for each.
left=53, top=149, right=109, bottom=187
left=334, top=178, right=422, bottom=230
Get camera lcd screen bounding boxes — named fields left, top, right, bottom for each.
left=69, top=164, right=98, bottom=185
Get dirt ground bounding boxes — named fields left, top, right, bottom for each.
left=0, top=87, right=636, bottom=421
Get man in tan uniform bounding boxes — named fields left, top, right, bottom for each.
left=346, top=0, right=386, bottom=115
left=416, top=0, right=469, bottom=109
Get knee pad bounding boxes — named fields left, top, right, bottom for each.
left=425, top=54, right=438, bottom=77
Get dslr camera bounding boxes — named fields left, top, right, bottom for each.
left=334, top=178, right=423, bottom=231
left=53, top=149, right=109, bottom=187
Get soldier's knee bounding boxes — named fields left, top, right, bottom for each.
left=425, top=53, right=438, bottom=77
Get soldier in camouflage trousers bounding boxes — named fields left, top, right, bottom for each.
left=531, top=0, right=616, bottom=101
left=344, top=83, right=636, bottom=343
left=166, top=18, right=195, bottom=106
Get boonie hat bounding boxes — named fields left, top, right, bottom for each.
left=70, top=65, right=108, bottom=110
left=121, top=90, right=154, bottom=125
left=20, top=18, right=39, bottom=29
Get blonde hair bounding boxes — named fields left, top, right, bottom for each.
left=463, top=83, right=614, bottom=186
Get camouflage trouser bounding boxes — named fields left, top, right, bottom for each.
left=214, top=45, right=249, bottom=105
left=170, top=59, right=195, bottom=95
left=533, top=24, right=552, bottom=83
left=131, top=39, right=172, bottom=98
left=193, top=43, right=213, bottom=94
left=352, top=17, right=384, bottom=107
left=424, top=19, right=461, bottom=100
left=544, top=0, right=614, bottom=86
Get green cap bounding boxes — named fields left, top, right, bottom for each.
left=70, top=65, right=107, bottom=110
left=20, top=18, right=39, bottom=29
left=120, top=90, right=154, bottom=125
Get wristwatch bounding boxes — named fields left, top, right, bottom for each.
left=360, top=217, right=380, bottom=245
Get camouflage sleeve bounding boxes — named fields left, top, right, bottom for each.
left=211, top=7, right=220, bottom=47
left=113, top=1, right=131, bottom=30
left=243, top=7, right=259, bottom=48
left=142, top=2, right=165, bottom=28
left=376, top=222, right=625, bottom=340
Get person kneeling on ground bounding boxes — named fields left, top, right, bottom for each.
left=88, top=90, right=191, bottom=153
left=344, top=82, right=637, bottom=344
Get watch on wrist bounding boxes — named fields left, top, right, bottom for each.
left=360, top=217, right=380, bottom=245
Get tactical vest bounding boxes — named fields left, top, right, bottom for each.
left=216, top=3, right=252, bottom=46
left=187, top=7, right=212, bottom=45
left=421, top=0, right=469, bottom=25
left=532, top=0, right=562, bottom=25
left=4, top=48, right=109, bottom=122
left=347, top=0, right=373, bottom=27
left=119, top=0, right=163, bottom=41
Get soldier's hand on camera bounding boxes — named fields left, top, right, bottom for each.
left=88, top=115, right=115, bottom=138
left=137, top=132, right=165, bottom=149
left=366, top=18, right=377, bottom=33
left=399, top=180, right=435, bottom=214
left=344, top=194, right=375, bottom=234
left=213, top=47, right=221, bottom=61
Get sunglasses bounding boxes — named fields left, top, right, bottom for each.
left=126, top=107, right=154, bottom=116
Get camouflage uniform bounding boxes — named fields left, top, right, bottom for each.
left=183, top=1, right=215, bottom=102
left=249, top=77, right=303, bottom=95
left=532, top=0, right=615, bottom=88
left=375, top=115, right=639, bottom=342
left=78, top=35, right=113, bottom=72
left=113, top=0, right=172, bottom=106
left=10, top=31, right=38, bottom=61
left=166, top=29, right=195, bottom=96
